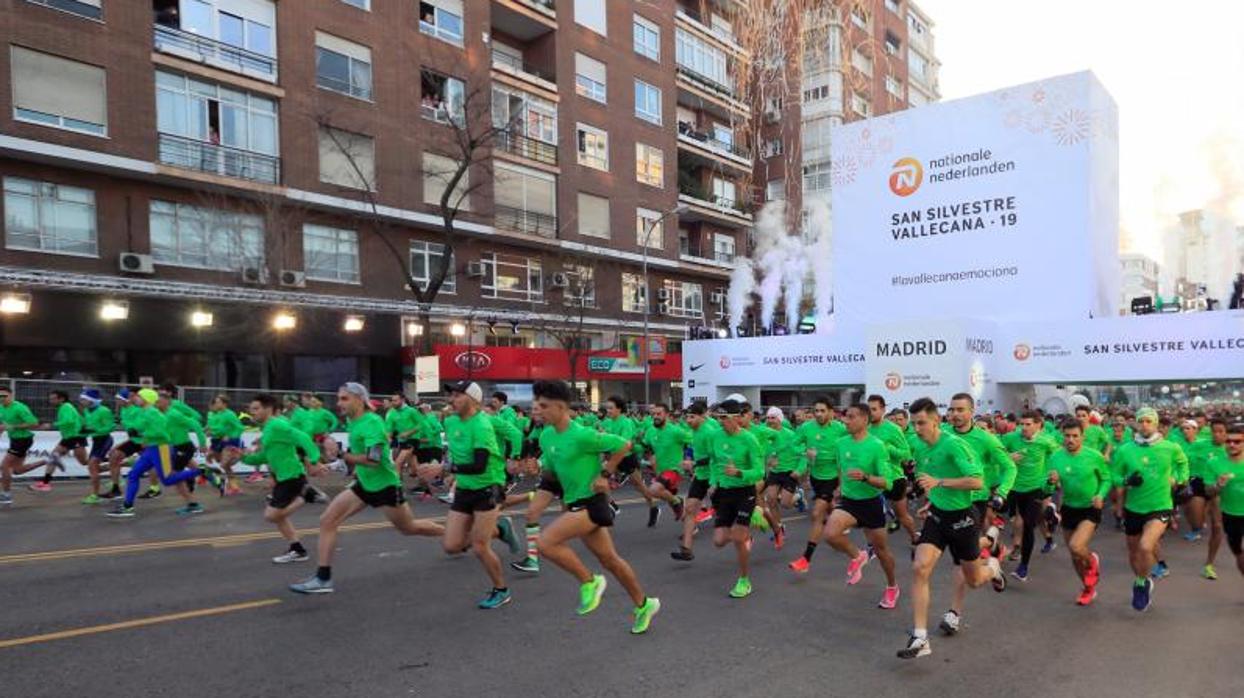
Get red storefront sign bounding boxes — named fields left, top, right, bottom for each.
left=400, top=345, right=682, bottom=382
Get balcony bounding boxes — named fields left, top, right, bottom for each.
left=674, top=5, right=743, bottom=52
left=494, top=204, right=557, bottom=238
left=158, top=133, right=280, bottom=185
left=495, top=130, right=557, bottom=166
left=677, top=184, right=751, bottom=229
left=676, top=120, right=751, bottom=172
left=153, top=24, right=277, bottom=83
left=679, top=237, right=735, bottom=269
left=490, top=49, right=558, bottom=94
left=491, top=0, right=557, bottom=39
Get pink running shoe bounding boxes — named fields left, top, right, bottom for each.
left=879, top=585, right=901, bottom=609
left=28, top=481, right=52, bottom=493
left=245, top=471, right=265, bottom=483
left=846, top=550, right=870, bottom=585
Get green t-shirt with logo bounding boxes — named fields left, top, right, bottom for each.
left=837, top=433, right=892, bottom=501
left=348, top=412, right=400, bottom=492
left=795, top=419, right=846, bottom=480
left=0, top=400, right=38, bottom=439
left=1211, top=455, right=1244, bottom=516
left=53, top=402, right=83, bottom=439
left=767, top=426, right=804, bottom=474
left=708, top=428, right=764, bottom=488
left=644, top=421, right=692, bottom=475
left=689, top=418, right=722, bottom=480
left=1007, top=432, right=1061, bottom=493
left=207, top=408, right=244, bottom=440
left=1184, top=439, right=1226, bottom=482
left=242, top=416, right=318, bottom=482
left=1111, top=438, right=1189, bottom=515
left=539, top=422, right=626, bottom=504
left=955, top=426, right=1016, bottom=501
left=84, top=404, right=115, bottom=437
left=868, top=419, right=912, bottom=482
left=444, top=411, right=504, bottom=490
left=914, top=432, right=982, bottom=511
left=1047, top=447, right=1111, bottom=508
left=1082, top=424, right=1111, bottom=454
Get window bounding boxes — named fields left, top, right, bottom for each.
left=574, top=0, right=606, bottom=36
left=422, top=152, right=470, bottom=211
left=303, top=224, right=359, bottom=283
left=3, top=177, right=96, bottom=256
left=155, top=70, right=278, bottom=178
left=885, top=0, right=901, bottom=14
left=884, top=33, right=901, bottom=56
left=315, top=32, right=372, bottom=100
left=633, top=15, right=660, bottom=61
left=157, top=0, right=276, bottom=72
left=761, top=138, right=783, bottom=158
left=637, top=207, right=664, bottom=249
left=24, top=0, right=102, bottom=20
left=851, top=92, right=871, bottom=117
left=713, top=234, right=736, bottom=263
left=711, top=178, right=737, bottom=209
left=908, top=50, right=929, bottom=81
left=574, top=53, right=607, bottom=103
left=765, top=178, right=785, bottom=201
left=421, top=69, right=466, bottom=124
left=481, top=252, right=543, bottom=302
left=494, top=163, right=557, bottom=236
left=803, top=161, right=832, bottom=193
left=634, top=79, right=662, bottom=125
left=908, top=13, right=928, bottom=38
left=492, top=86, right=557, bottom=145
left=563, top=264, right=596, bottom=307
left=886, top=75, right=903, bottom=98
left=10, top=47, right=106, bottom=136
left=409, top=240, right=456, bottom=293
left=675, top=29, right=729, bottom=90
left=662, top=280, right=703, bottom=318
left=149, top=200, right=263, bottom=270
left=577, top=192, right=611, bottom=239
left=341, top=0, right=370, bottom=8
left=850, top=7, right=869, bottom=30
left=909, top=89, right=929, bottom=108
left=851, top=49, right=873, bottom=77
left=622, top=272, right=647, bottom=313
left=635, top=143, right=664, bottom=188
left=419, top=0, right=464, bottom=45
left=802, top=114, right=837, bottom=157
left=318, top=126, right=375, bottom=190
left=576, top=123, right=609, bottom=171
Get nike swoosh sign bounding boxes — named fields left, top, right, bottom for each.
left=689, top=363, right=704, bottom=371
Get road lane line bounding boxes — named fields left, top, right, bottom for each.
left=0, top=599, right=282, bottom=649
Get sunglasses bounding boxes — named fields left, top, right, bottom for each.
left=1227, top=438, right=1244, bottom=445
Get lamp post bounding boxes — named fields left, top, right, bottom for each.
left=641, top=203, right=689, bottom=407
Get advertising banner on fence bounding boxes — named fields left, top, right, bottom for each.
left=681, top=331, right=868, bottom=404
left=865, top=317, right=1002, bottom=410
left=830, top=71, right=1119, bottom=325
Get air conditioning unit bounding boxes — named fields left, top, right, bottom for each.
left=279, top=269, right=306, bottom=288
left=763, top=110, right=780, bottom=124
left=710, top=290, right=725, bottom=304
left=241, top=266, right=268, bottom=285
left=548, top=272, right=570, bottom=289
left=656, top=287, right=671, bottom=301
left=657, top=302, right=670, bottom=315
left=466, top=261, right=487, bottom=278
left=118, top=252, right=154, bottom=275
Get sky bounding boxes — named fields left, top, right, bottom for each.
left=916, top=0, right=1244, bottom=264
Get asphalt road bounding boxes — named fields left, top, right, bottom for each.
left=1, top=477, right=1241, bottom=698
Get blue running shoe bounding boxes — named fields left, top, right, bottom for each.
left=1150, top=561, right=1170, bottom=580
left=1132, top=578, right=1153, bottom=612
left=478, top=588, right=512, bottom=610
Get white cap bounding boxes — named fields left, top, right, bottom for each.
left=724, top=393, right=748, bottom=403
left=765, top=406, right=784, bottom=420
left=447, top=381, right=484, bottom=403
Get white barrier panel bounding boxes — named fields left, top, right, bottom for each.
left=1, top=431, right=350, bottom=479
left=831, top=71, right=1119, bottom=325
left=865, top=317, right=1002, bottom=410
left=681, top=330, right=867, bottom=404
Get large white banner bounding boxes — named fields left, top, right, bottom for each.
left=865, top=317, right=1002, bottom=410
left=681, top=331, right=867, bottom=404
left=830, top=71, right=1119, bottom=325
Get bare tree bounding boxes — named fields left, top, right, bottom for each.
left=529, top=255, right=617, bottom=401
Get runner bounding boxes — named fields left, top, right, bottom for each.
left=822, top=403, right=900, bottom=609
left=1197, top=419, right=1230, bottom=578
left=22, top=390, right=86, bottom=492
left=206, top=395, right=246, bottom=496
left=705, top=399, right=766, bottom=598
left=105, top=389, right=146, bottom=500
left=1046, top=418, right=1111, bottom=605
left=1210, top=424, right=1244, bottom=585
left=241, top=393, right=323, bottom=563
left=601, top=396, right=657, bottom=525
left=1180, top=418, right=1222, bottom=543
left=897, top=397, right=1005, bottom=660
left=416, top=381, right=523, bottom=609
left=1003, top=411, right=1062, bottom=581
left=672, top=402, right=720, bottom=561
left=302, top=394, right=341, bottom=466
left=511, top=407, right=555, bottom=575
left=867, top=395, right=917, bottom=546
left=1074, top=405, right=1113, bottom=459
left=642, top=404, right=690, bottom=524
left=290, top=383, right=446, bottom=594
left=106, top=389, right=222, bottom=518
left=759, top=406, right=802, bottom=548
left=77, top=388, right=115, bottom=504
left=788, top=397, right=846, bottom=573
left=1111, top=406, right=1190, bottom=611
left=530, top=380, right=660, bottom=634
left=0, top=385, right=40, bottom=506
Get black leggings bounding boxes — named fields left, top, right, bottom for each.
left=1011, top=489, right=1044, bottom=566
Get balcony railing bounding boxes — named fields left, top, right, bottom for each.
left=495, top=130, right=558, bottom=166
left=158, top=133, right=280, bottom=185
left=677, top=121, right=749, bottom=159
left=495, top=204, right=557, bottom=238
left=679, top=238, right=736, bottom=265
left=490, top=49, right=556, bottom=84
left=675, top=63, right=736, bottom=100
left=675, top=5, right=738, bottom=45
left=153, top=24, right=277, bottom=81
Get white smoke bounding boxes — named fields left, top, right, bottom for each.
left=782, top=252, right=809, bottom=330
left=805, top=199, right=834, bottom=332
left=752, top=202, right=789, bottom=329
left=727, top=257, right=755, bottom=333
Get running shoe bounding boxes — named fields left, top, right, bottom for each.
left=0, top=492, right=12, bottom=506
left=878, top=585, right=901, bottom=610
left=630, top=597, right=661, bottom=635
left=1040, top=539, right=1057, bottom=554
left=436, top=491, right=455, bottom=505
left=99, top=489, right=119, bottom=500
left=750, top=507, right=771, bottom=533
left=139, top=486, right=162, bottom=499
left=694, top=507, right=715, bottom=524
left=510, top=557, right=540, bottom=573
left=224, top=483, right=243, bottom=497
left=272, top=550, right=309, bottom=564
left=290, top=575, right=334, bottom=594
left=773, top=525, right=786, bottom=551
left=866, top=544, right=877, bottom=561
left=478, top=588, right=512, bottom=610
left=788, top=556, right=810, bottom=574
left=794, top=488, right=806, bottom=513
left=105, top=503, right=135, bottom=518
left=609, top=500, right=621, bottom=517
left=1131, top=578, right=1153, bottom=612
left=938, top=610, right=960, bottom=636
left=496, top=517, right=523, bottom=555
left=846, top=550, right=869, bottom=585
left=671, top=498, right=685, bottom=522
left=1084, top=552, right=1101, bottom=587
left=1043, top=503, right=1061, bottom=531
left=647, top=505, right=661, bottom=528
left=728, top=576, right=753, bottom=599
left=897, top=634, right=931, bottom=659
left=1008, top=547, right=1022, bottom=562
left=577, top=575, right=607, bottom=615
left=989, top=557, right=1007, bottom=592
left=304, top=485, right=330, bottom=504
left=1011, top=563, right=1029, bottom=582
left=81, top=493, right=101, bottom=505
left=1202, top=564, right=1218, bottom=580
left=203, top=469, right=226, bottom=496
left=1076, top=586, right=1097, bottom=606
left=176, top=502, right=205, bottom=516
left=670, top=547, right=695, bottom=562
left=245, top=471, right=266, bottom=483
left=1182, top=529, right=1203, bottom=542
left=27, top=482, right=52, bottom=493
left=1150, top=561, right=1170, bottom=580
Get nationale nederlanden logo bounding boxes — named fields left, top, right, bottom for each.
left=1013, top=343, right=1032, bottom=361
left=719, top=356, right=731, bottom=369
left=884, top=372, right=903, bottom=391
left=888, top=157, right=923, bottom=197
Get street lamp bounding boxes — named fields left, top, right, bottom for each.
left=641, top=203, right=689, bottom=406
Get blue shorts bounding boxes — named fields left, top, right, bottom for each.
left=210, top=437, right=243, bottom=453
left=89, top=435, right=114, bottom=461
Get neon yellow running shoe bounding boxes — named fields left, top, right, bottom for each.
left=631, top=597, right=661, bottom=634
left=577, top=574, right=607, bottom=615
left=729, top=576, right=753, bottom=598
